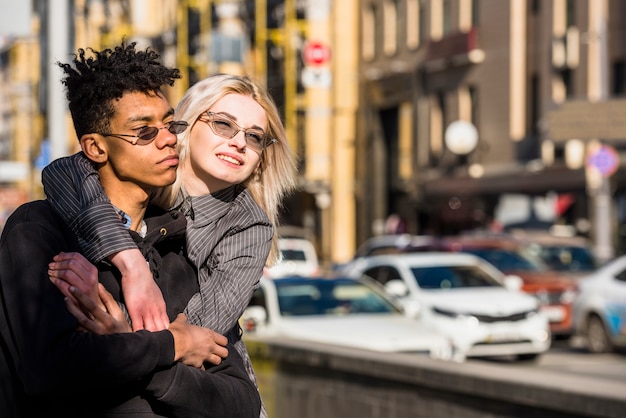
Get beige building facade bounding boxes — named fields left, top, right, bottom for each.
left=3, top=0, right=626, bottom=262
left=357, top=0, right=626, bottom=259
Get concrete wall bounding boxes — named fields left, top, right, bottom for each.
left=245, top=337, right=626, bottom=418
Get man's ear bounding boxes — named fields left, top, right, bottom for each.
left=80, top=134, right=108, bottom=163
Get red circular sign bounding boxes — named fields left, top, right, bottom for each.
left=303, top=41, right=331, bottom=66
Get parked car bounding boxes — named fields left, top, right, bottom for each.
left=353, top=234, right=437, bottom=258
left=342, top=253, right=551, bottom=361
left=572, top=255, right=626, bottom=353
left=241, top=275, right=455, bottom=359
left=266, top=237, right=320, bottom=278
left=433, top=235, right=579, bottom=337
left=509, top=229, right=600, bottom=275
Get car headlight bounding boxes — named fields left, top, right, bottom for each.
left=559, top=287, right=578, bottom=304
left=523, top=309, right=540, bottom=320
left=432, top=307, right=479, bottom=326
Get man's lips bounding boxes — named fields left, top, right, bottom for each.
left=159, top=154, right=180, bottom=166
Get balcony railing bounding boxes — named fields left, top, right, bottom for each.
left=422, top=28, right=484, bottom=71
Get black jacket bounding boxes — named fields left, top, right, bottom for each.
left=0, top=200, right=260, bottom=417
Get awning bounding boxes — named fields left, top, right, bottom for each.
left=422, top=166, right=587, bottom=197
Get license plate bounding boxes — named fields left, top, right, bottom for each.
left=486, top=333, right=520, bottom=343
left=541, top=305, right=565, bottom=322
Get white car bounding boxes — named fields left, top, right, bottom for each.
left=241, top=275, right=455, bottom=359
left=353, top=234, right=437, bottom=258
left=342, top=252, right=551, bottom=361
left=266, top=237, right=320, bottom=278
left=572, top=255, right=626, bottom=353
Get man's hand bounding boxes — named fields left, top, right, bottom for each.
left=110, top=248, right=169, bottom=332
left=48, top=252, right=103, bottom=310
left=67, top=283, right=132, bottom=334
left=168, top=314, right=229, bottom=368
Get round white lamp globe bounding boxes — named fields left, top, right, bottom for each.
left=444, top=120, right=479, bottom=155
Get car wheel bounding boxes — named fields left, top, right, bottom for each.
left=516, top=353, right=539, bottom=362
left=585, top=314, right=612, bottom=354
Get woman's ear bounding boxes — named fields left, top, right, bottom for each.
left=80, top=134, right=108, bottom=163
left=253, top=160, right=263, bottom=181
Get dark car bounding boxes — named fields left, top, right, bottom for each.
left=509, top=230, right=600, bottom=275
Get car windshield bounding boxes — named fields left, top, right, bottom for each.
left=275, top=279, right=399, bottom=316
left=280, top=249, right=307, bottom=262
left=409, top=265, right=503, bottom=289
left=536, top=245, right=598, bottom=272
left=460, top=248, right=544, bottom=272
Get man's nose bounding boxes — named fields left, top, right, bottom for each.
left=157, top=126, right=178, bottom=147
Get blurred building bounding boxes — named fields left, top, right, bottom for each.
left=2, top=0, right=626, bottom=264
left=0, top=1, right=41, bottom=226
left=357, top=0, right=626, bottom=261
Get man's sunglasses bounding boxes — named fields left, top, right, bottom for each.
left=98, top=121, right=189, bottom=145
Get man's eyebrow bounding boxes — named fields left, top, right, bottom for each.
left=126, top=108, right=176, bottom=124
left=216, top=111, right=264, bottom=131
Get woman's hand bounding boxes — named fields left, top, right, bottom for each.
left=67, top=283, right=132, bottom=334
left=111, top=248, right=169, bottom=332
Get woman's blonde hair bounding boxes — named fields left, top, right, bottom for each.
left=154, top=73, right=298, bottom=265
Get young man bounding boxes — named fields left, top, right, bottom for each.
left=0, top=42, right=261, bottom=417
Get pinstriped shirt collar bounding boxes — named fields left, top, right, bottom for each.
left=112, top=205, right=147, bottom=237
left=175, top=186, right=237, bottom=228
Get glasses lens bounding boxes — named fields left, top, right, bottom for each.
left=169, top=121, right=189, bottom=134
left=137, top=126, right=159, bottom=141
left=211, top=118, right=237, bottom=138
left=134, top=122, right=188, bottom=145
left=244, top=131, right=266, bottom=151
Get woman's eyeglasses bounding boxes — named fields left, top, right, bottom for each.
left=99, top=120, right=189, bottom=145
left=198, top=111, right=277, bottom=152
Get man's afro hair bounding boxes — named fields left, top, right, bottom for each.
left=57, top=41, right=181, bottom=137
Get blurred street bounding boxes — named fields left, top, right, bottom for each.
left=473, top=337, right=626, bottom=385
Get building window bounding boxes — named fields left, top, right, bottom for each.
left=566, top=0, right=576, bottom=27
left=613, top=61, right=625, bottom=96
left=561, top=68, right=574, bottom=98
left=469, top=85, right=479, bottom=130
left=210, top=31, right=247, bottom=64
left=471, top=0, right=479, bottom=26
left=362, top=5, right=376, bottom=61
left=419, top=0, right=428, bottom=41
left=529, top=75, right=539, bottom=135
left=531, top=0, right=540, bottom=14
left=429, top=91, right=446, bottom=166
left=554, top=144, right=565, bottom=163
left=383, top=0, right=398, bottom=56
left=439, top=91, right=447, bottom=142
left=443, top=0, right=452, bottom=34
left=407, top=0, right=419, bottom=49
